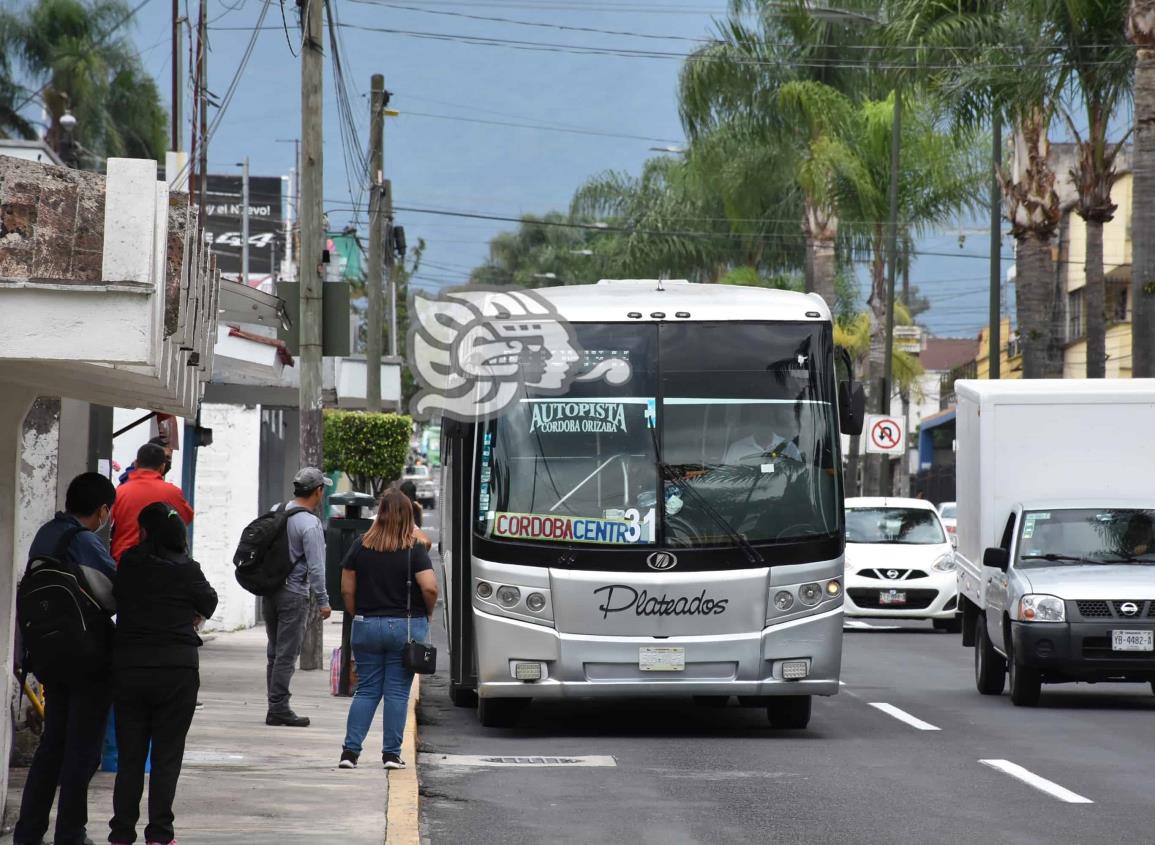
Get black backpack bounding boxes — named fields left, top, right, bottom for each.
left=16, top=526, right=112, bottom=681
left=233, top=506, right=310, bottom=596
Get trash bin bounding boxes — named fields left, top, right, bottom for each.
left=326, top=492, right=376, bottom=696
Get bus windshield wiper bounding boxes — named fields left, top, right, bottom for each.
left=659, top=462, right=766, bottom=567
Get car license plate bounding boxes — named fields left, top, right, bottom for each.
left=1111, top=630, right=1154, bottom=652
left=639, top=647, right=685, bottom=672
left=879, top=589, right=907, bottom=606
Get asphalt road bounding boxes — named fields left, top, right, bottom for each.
left=416, top=529, right=1154, bottom=844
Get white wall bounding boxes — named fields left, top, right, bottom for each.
left=192, top=403, right=261, bottom=631
left=17, top=400, right=60, bottom=565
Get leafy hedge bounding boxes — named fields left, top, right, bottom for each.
left=323, top=410, right=412, bottom=497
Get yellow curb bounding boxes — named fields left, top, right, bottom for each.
left=385, top=675, right=422, bottom=845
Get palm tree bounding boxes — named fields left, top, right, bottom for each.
left=1056, top=0, right=1133, bottom=378
left=679, top=0, right=884, bottom=307
left=4, top=0, right=167, bottom=163
left=1128, top=0, right=1155, bottom=375
left=891, top=0, right=1067, bottom=378
left=0, top=14, right=36, bottom=139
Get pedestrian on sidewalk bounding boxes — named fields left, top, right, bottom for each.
left=109, top=502, right=218, bottom=845
left=13, top=473, right=118, bottom=845
left=118, top=436, right=173, bottom=485
left=265, top=467, right=333, bottom=727
left=110, top=443, right=193, bottom=563
left=338, top=489, right=439, bottom=770
left=397, top=480, right=432, bottom=549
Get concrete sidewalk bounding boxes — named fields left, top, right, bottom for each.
left=3, top=617, right=394, bottom=845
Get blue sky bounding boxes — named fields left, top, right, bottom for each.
left=121, top=0, right=1012, bottom=338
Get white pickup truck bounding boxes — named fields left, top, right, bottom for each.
left=954, top=379, right=1155, bottom=706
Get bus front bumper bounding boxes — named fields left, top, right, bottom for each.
left=473, top=605, right=843, bottom=699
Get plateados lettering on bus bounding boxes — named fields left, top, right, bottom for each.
left=593, top=585, right=729, bottom=619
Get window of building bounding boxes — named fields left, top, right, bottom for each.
left=1068, top=289, right=1085, bottom=341
left=1107, top=281, right=1129, bottom=323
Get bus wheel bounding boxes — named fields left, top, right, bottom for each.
left=477, top=697, right=528, bottom=728
left=692, top=696, right=729, bottom=708
left=449, top=684, right=478, bottom=708
left=766, top=695, right=811, bottom=729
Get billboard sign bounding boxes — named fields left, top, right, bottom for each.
left=204, top=174, right=283, bottom=287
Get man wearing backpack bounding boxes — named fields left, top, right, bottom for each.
left=264, top=467, right=332, bottom=727
left=14, top=473, right=117, bottom=845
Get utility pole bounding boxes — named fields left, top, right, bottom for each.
left=298, top=0, right=325, bottom=671
left=386, top=179, right=398, bottom=360
left=880, top=86, right=903, bottom=497
left=241, top=156, right=250, bottom=283
left=988, top=112, right=1003, bottom=379
left=196, top=0, right=207, bottom=217
left=171, top=0, right=181, bottom=152
left=366, top=74, right=385, bottom=411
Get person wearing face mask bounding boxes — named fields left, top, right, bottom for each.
left=13, top=473, right=118, bottom=845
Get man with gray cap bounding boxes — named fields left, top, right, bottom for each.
left=264, top=467, right=333, bottom=727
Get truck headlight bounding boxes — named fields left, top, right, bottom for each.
left=932, top=553, right=957, bottom=572
left=1020, top=594, right=1066, bottom=623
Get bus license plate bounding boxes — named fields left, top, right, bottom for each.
left=879, top=590, right=906, bottom=606
left=1111, top=630, right=1154, bottom=652
left=639, top=647, right=685, bottom=672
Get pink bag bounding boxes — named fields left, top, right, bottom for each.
left=330, top=646, right=342, bottom=696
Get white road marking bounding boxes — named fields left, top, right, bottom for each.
left=419, top=754, right=617, bottom=768
left=844, top=620, right=902, bottom=630
left=869, top=702, right=941, bottom=731
left=979, top=759, right=1094, bottom=804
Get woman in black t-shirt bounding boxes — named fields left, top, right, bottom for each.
left=338, top=490, right=438, bottom=770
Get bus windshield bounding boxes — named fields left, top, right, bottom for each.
left=476, top=321, right=840, bottom=551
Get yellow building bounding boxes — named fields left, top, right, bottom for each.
left=1059, top=171, right=1133, bottom=378
left=974, top=318, right=1022, bottom=380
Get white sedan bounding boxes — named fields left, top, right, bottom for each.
left=937, top=501, right=957, bottom=538
left=844, top=497, right=960, bottom=631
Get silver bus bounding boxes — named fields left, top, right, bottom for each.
left=437, top=280, right=864, bottom=728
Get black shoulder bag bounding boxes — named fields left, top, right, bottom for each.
left=401, top=546, right=437, bottom=674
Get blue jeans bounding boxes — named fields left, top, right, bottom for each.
left=343, top=615, right=427, bottom=756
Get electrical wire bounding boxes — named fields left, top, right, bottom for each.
left=278, top=0, right=299, bottom=56
left=400, top=109, right=683, bottom=143
left=325, top=0, right=371, bottom=226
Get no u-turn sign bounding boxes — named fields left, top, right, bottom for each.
left=864, top=414, right=905, bottom=456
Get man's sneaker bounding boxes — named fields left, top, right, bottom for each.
left=383, top=753, right=405, bottom=770
left=339, top=749, right=359, bottom=769
left=266, top=710, right=311, bottom=727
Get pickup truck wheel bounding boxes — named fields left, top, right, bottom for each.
left=1008, top=649, right=1042, bottom=707
left=766, top=695, right=812, bottom=729
left=974, top=620, right=1006, bottom=695
left=933, top=617, right=962, bottom=634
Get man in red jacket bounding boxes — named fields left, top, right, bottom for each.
left=110, top=443, right=194, bottom=562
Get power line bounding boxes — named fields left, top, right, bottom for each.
left=400, top=109, right=683, bottom=143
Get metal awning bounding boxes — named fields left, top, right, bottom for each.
left=218, top=280, right=290, bottom=329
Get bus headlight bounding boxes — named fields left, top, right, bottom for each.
left=496, top=586, right=521, bottom=607
left=798, top=583, right=822, bottom=607
left=525, top=592, right=547, bottom=612
left=774, top=590, right=795, bottom=611
left=1020, top=594, right=1065, bottom=622
left=825, top=579, right=842, bottom=596
left=476, top=581, right=493, bottom=599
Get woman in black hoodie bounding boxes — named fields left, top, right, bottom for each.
left=109, top=502, right=218, bottom=845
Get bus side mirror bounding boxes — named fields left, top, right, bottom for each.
left=983, top=547, right=1010, bottom=571
left=839, top=380, right=866, bottom=436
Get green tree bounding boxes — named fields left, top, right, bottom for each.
left=1, top=0, right=167, bottom=163
left=323, top=411, right=412, bottom=497
left=1130, top=0, right=1155, bottom=375
left=1054, top=0, right=1133, bottom=377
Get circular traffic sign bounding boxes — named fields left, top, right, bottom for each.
left=870, top=418, right=900, bottom=450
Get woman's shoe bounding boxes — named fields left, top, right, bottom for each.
left=383, top=752, right=405, bottom=770
left=339, top=749, right=359, bottom=769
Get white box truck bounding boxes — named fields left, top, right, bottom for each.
left=954, top=379, right=1155, bottom=706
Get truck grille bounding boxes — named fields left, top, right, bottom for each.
left=1075, top=600, right=1153, bottom=619
left=848, top=588, right=938, bottom=610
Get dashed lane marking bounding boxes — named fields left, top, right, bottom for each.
left=979, top=759, right=1094, bottom=804
left=869, top=702, right=941, bottom=731
left=419, top=754, right=617, bottom=768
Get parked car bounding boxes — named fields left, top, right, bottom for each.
left=844, top=497, right=961, bottom=631
left=403, top=464, right=437, bottom=510
left=938, top=501, right=958, bottom=537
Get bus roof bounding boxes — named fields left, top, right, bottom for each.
left=527, top=280, right=832, bottom=324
